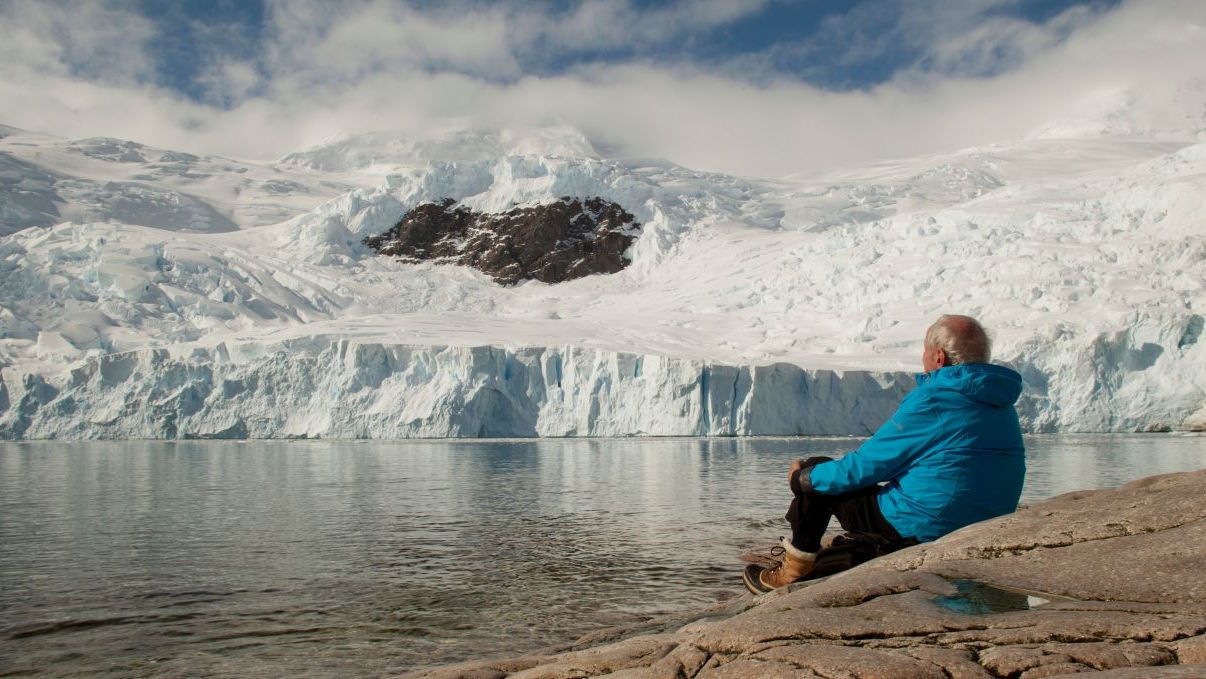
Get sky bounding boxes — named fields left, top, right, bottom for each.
left=1, top=0, right=1204, bottom=176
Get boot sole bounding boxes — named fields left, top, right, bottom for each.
left=742, top=564, right=774, bottom=595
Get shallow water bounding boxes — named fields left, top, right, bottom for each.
left=931, top=579, right=1049, bottom=615
left=0, top=434, right=1202, bottom=676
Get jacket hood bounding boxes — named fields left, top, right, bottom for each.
left=916, top=363, right=1023, bottom=407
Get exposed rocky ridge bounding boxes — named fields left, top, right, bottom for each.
left=362, top=197, right=641, bottom=284
left=408, top=470, right=1206, bottom=678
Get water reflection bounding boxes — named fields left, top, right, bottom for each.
left=0, top=434, right=1202, bottom=676
left=931, top=579, right=1048, bottom=615
left=1019, top=433, right=1206, bottom=503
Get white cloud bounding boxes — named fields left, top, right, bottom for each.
left=262, top=0, right=520, bottom=82
left=0, top=0, right=156, bottom=83
left=0, top=0, right=1203, bottom=177
left=520, top=0, right=771, bottom=54
left=193, top=59, right=260, bottom=106
left=915, top=4, right=1100, bottom=77
left=251, top=0, right=772, bottom=85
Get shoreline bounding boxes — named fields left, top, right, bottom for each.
left=408, top=470, right=1206, bottom=678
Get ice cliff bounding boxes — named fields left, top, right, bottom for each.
left=0, top=124, right=1203, bottom=438
left=0, top=341, right=914, bottom=439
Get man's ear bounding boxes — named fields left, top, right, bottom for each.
left=934, top=348, right=947, bottom=368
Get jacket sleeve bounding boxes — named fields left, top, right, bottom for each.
left=807, top=390, right=940, bottom=495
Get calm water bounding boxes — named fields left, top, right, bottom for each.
left=1, top=435, right=1203, bottom=676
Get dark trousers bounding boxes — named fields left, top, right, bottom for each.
left=787, top=457, right=909, bottom=553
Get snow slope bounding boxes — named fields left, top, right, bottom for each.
left=0, top=120, right=1203, bottom=438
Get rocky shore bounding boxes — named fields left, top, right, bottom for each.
left=409, top=470, right=1206, bottom=678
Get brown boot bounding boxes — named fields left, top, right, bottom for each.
left=742, top=538, right=817, bottom=594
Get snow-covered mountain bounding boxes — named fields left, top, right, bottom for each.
left=0, top=115, right=1203, bottom=438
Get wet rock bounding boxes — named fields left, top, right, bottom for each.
left=404, top=471, right=1206, bottom=678
left=409, top=656, right=549, bottom=679
left=363, top=197, right=641, bottom=285
left=506, top=635, right=677, bottom=678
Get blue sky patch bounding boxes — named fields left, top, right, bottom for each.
left=126, top=0, right=1119, bottom=104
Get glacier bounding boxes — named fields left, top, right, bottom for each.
left=0, top=340, right=914, bottom=439
left=0, top=120, right=1204, bottom=439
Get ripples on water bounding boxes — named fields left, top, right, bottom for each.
left=1, top=435, right=1202, bottom=676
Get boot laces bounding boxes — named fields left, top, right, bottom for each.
left=740, top=537, right=787, bottom=567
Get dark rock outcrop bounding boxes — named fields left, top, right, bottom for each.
left=407, top=470, right=1206, bottom=678
left=363, top=197, right=641, bottom=285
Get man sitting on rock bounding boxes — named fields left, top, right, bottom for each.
left=743, top=314, right=1027, bottom=594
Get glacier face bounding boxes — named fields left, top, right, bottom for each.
left=0, top=340, right=914, bottom=439
left=0, top=124, right=1204, bottom=439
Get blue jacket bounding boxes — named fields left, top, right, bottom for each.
left=807, top=363, right=1026, bottom=542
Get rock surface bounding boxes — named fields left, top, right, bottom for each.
left=363, top=197, right=641, bottom=284
left=406, top=470, right=1206, bottom=678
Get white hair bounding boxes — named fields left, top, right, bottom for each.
left=925, top=314, right=992, bottom=365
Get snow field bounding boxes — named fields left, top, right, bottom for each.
left=0, top=124, right=1203, bottom=437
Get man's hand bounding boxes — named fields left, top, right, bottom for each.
left=789, top=459, right=806, bottom=488
left=789, top=456, right=834, bottom=491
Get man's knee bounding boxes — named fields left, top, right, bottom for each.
left=791, top=455, right=835, bottom=496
